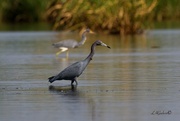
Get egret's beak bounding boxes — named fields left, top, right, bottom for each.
left=101, top=42, right=111, bottom=49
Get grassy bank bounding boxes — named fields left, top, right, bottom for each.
left=0, top=0, right=49, bottom=22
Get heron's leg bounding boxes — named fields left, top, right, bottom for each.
left=56, top=50, right=62, bottom=56
left=75, top=79, right=78, bottom=85
left=71, top=78, right=78, bottom=85
left=71, top=80, right=74, bottom=85
left=66, top=51, right=69, bottom=58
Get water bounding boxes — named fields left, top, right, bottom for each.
left=0, top=30, right=180, bottom=121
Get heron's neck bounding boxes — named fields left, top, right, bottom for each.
left=77, top=31, right=87, bottom=46
left=84, top=43, right=96, bottom=62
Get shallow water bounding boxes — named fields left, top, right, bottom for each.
left=0, top=30, right=180, bottom=121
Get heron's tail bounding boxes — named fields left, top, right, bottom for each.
left=52, top=43, right=58, bottom=48
left=52, top=43, right=55, bottom=47
left=48, top=76, right=55, bottom=83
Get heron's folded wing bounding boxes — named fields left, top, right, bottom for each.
left=53, top=40, right=78, bottom=48
left=57, top=61, right=83, bottom=80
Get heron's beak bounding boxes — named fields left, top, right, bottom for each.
left=101, top=42, right=111, bottom=49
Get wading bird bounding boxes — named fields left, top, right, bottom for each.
left=52, top=28, right=94, bottom=57
left=48, top=40, right=111, bottom=85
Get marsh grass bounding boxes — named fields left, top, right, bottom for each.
left=152, top=0, right=180, bottom=21
left=47, top=0, right=157, bottom=35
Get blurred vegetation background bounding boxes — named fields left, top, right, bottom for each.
left=0, top=0, right=179, bottom=34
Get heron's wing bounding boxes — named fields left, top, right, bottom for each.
left=53, top=39, right=78, bottom=48
left=56, top=61, right=84, bottom=80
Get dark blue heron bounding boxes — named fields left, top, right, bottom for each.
left=52, top=28, right=94, bottom=56
left=48, top=40, right=111, bottom=85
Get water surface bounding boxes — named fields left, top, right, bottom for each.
left=0, top=30, right=180, bottom=121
